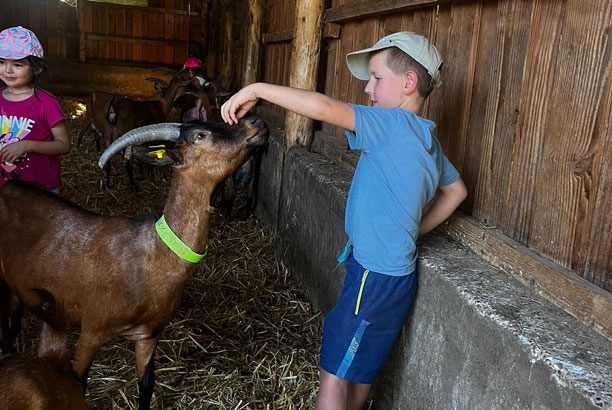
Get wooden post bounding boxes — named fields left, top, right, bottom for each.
left=205, top=0, right=219, bottom=80
left=242, top=0, right=262, bottom=87
left=284, top=0, right=324, bottom=150
left=220, top=6, right=234, bottom=91
left=200, top=0, right=209, bottom=62
left=76, top=0, right=86, bottom=62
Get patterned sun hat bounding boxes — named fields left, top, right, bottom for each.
left=0, top=26, right=44, bottom=59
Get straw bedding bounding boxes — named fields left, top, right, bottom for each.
left=13, top=97, right=322, bottom=409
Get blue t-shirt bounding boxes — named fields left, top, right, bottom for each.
left=344, top=104, right=459, bottom=276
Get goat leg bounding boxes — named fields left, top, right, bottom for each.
left=135, top=336, right=159, bottom=410
left=126, top=159, right=139, bottom=192
left=105, top=162, right=112, bottom=188
left=0, top=285, right=24, bottom=354
left=71, top=329, right=109, bottom=392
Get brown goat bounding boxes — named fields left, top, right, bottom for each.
left=0, top=313, right=85, bottom=410
left=0, top=117, right=269, bottom=410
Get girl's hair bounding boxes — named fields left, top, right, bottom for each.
left=27, top=55, right=47, bottom=85
left=383, top=47, right=436, bottom=99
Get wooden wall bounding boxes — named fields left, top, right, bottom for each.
left=0, top=0, right=205, bottom=66
left=252, top=0, right=612, bottom=294
left=0, top=0, right=79, bottom=60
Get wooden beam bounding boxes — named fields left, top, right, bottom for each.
left=440, top=212, right=612, bottom=341
left=324, top=0, right=465, bottom=23
left=284, top=0, right=325, bottom=150
left=77, top=0, right=86, bottom=62
left=86, top=33, right=188, bottom=48
left=87, top=1, right=199, bottom=16
left=219, top=7, right=233, bottom=90
left=242, top=0, right=263, bottom=86
left=263, top=29, right=294, bottom=44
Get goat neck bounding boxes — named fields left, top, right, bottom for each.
left=161, top=169, right=217, bottom=256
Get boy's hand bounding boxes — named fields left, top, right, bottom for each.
left=221, top=84, right=259, bottom=125
left=0, top=140, right=29, bottom=163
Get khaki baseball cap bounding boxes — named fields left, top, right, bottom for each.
left=346, top=31, right=443, bottom=86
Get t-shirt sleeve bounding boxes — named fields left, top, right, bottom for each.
left=438, top=150, right=460, bottom=186
left=44, top=94, right=65, bottom=129
left=344, top=104, right=394, bottom=154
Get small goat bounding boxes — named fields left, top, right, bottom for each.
left=0, top=296, right=85, bottom=410
left=0, top=117, right=268, bottom=410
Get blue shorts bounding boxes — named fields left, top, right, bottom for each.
left=320, top=251, right=418, bottom=384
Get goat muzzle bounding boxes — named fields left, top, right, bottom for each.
left=98, top=123, right=182, bottom=169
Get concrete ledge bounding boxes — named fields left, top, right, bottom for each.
left=256, top=127, right=612, bottom=409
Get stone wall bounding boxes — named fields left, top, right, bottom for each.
left=256, top=128, right=612, bottom=410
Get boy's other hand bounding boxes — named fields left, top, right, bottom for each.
left=221, top=84, right=260, bottom=125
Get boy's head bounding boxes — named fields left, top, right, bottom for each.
left=346, top=32, right=443, bottom=100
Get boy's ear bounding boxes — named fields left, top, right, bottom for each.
left=403, top=71, right=419, bottom=95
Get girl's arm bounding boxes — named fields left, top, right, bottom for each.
left=419, top=178, right=467, bottom=236
left=221, top=82, right=355, bottom=131
left=0, top=121, right=71, bottom=163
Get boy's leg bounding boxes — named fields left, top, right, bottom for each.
left=348, top=381, right=372, bottom=410
left=316, top=368, right=372, bottom=410
left=316, top=368, right=348, bottom=410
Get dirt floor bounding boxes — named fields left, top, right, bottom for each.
left=14, top=97, right=322, bottom=409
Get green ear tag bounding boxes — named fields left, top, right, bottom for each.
left=155, top=215, right=206, bottom=263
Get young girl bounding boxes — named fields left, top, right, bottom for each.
left=0, top=26, right=70, bottom=193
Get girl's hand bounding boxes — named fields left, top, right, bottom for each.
left=221, top=84, right=260, bottom=125
left=0, top=140, right=29, bottom=163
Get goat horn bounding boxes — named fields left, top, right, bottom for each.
left=98, top=123, right=182, bottom=169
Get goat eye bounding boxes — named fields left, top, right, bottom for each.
left=195, top=132, right=207, bottom=141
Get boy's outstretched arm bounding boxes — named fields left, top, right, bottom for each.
left=221, top=82, right=355, bottom=131
left=419, top=177, right=467, bottom=236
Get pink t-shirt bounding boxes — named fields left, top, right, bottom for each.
left=0, top=88, right=65, bottom=190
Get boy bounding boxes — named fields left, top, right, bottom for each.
left=221, top=32, right=467, bottom=410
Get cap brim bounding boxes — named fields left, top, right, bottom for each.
left=346, top=43, right=393, bottom=80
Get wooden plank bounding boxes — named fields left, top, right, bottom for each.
left=87, top=2, right=198, bottom=16
left=425, top=2, right=478, bottom=173
left=77, top=0, right=87, bottom=61
left=86, top=33, right=189, bottom=47
left=529, top=0, right=612, bottom=271
left=324, top=0, right=466, bottom=23
left=584, top=81, right=611, bottom=290
left=263, top=29, right=294, bottom=44
left=472, top=0, right=532, bottom=230
left=506, top=0, right=564, bottom=243
left=441, top=212, right=612, bottom=341
left=164, top=7, right=175, bottom=64
left=132, top=8, right=143, bottom=61
left=115, top=8, right=127, bottom=60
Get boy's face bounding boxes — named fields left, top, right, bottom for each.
left=364, top=49, right=408, bottom=108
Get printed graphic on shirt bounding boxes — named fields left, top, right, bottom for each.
left=1, top=114, right=35, bottom=180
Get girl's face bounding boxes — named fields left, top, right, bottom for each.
left=0, top=57, right=34, bottom=90
left=364, top=49, right=406, bottom=108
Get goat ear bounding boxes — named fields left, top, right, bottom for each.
left=131, top=144, right=182, bottom=167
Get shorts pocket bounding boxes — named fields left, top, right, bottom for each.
left=354, top=269, right=370, bottom=315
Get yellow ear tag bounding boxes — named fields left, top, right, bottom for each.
left=149, top=149, right=166, bottom=159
